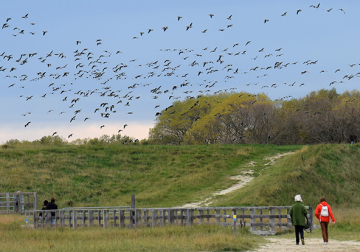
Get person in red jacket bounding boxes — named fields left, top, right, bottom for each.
left=314, top=196, right=335, bottom=245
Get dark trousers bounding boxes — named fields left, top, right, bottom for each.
left=294, top=225, right=304, bottom=244
left=320, top=222, right=329, bottom=242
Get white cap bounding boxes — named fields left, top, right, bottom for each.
left=294, top=194, right=303, bottom=202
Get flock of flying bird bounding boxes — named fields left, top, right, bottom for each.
left=1, top=3, right=356, bottom=141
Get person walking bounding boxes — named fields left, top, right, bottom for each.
left=45, top=197, right=58, bottom=225
left=315, top=196, right=335, bottom=245
left=289, top=194, right=308, bottom=245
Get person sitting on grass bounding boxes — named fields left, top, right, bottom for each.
left=289, top=194, right=307, bottom=246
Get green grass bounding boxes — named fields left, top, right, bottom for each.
left=213, top=144, right=360, bottom=208
left=0, top=143, right=300, bottom=208
left=2, top=143, right=360, bottom=251
left=0, top=215, right=264, bottom=252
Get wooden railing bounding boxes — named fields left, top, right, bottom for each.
left=25, top=206, right=313, bottom=235
left=0, top=192, right=37, bottom=214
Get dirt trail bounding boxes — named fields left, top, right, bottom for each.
left=181, top=151, right=294, bottom=208
left=251, top=238, right=360, bottom=251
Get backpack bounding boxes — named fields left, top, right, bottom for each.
left=320, top=204, right=329, bottom=217
left=303, top=216, right=311, bottom=233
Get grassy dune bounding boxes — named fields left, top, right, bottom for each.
left=214, top=144, right=360, bottom=208
left=0, top=143, right=300, bottom=208
left=1, top=143, right=360, bottom=251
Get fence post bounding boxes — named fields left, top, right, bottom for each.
left=88, top=210, right=93, bottom=227
left=33, top=192, right=38, bottom=210
left=162, top=209, right=166, bottom=226
left=250, top=208, right=257, bottom=232
left=180, top=209, right=185, bottom=226
left=73, top=210, right=77, bottom=229
left=59, top=210, right=64, bottom=227
left=232, top=209, right=237, bottom=236
left=223, top=209, right=227, bottom=224
left=187, top=209, right=193, bottom=226
left=98, top=210, right=102, bottom=226
left=167, top=209, right=172, bottom=225
left=103, top=210, right=108, bottom=228
left=215, top=209, right=220, bottom=225
left=269, top=208, right=276, bottom=233
left=33, top=211, right=38, bottom=229
left=287, top=208, right=292, bottom=227
left=199, top=210, right=204, bottom=224
left=309, top=206, right=313, bottom=232
left=144, top=209, right=149, bottom=226
left=120, top=209, right=125, bottom=227
left=151, top=209, right=157, bottom=227
left=83, top=210, right=87, bottom=227
left=113, top=210, right=117, bottom=227
left=6, top=193, right=10, bottom=214
left=135, top=209, right=141, bottom=227
left=46, top=212, right=52, bottom=227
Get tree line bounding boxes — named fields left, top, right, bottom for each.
left=149, top=88, right=360, bottom=145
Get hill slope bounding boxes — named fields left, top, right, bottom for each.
left=214, top=144, right=360, bottom=208
left=1, top=143, right=359, bottom=209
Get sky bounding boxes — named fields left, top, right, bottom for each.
left=0, top=0, right=359, bottom=144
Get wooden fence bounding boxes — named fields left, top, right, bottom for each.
left=0, top=192, right=37, bottom=214
left=25, top=206, right=313, bottom=235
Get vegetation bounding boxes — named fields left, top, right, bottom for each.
left=2, top=141, right=360, bottom=250
left=214, top=144, right=360, bottom=208
left=0, top=215, right=263, bottom=252
left=0, top=142, right=300, bottom=208
left=149, top=88, right=360, bottom=145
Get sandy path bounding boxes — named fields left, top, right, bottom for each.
left=181, top=152, right=294, bottom=208
left=251, top=238, right=360, bottom=252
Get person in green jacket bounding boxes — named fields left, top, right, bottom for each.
left=289, top=194, right=308, bottom=245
